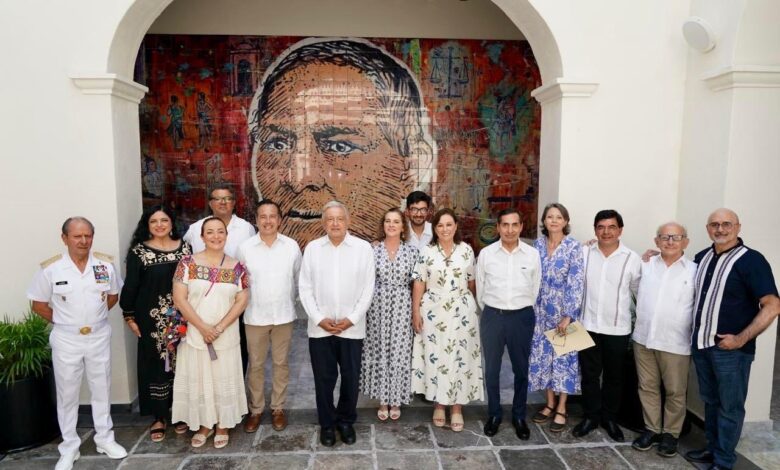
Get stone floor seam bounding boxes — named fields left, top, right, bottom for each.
left=369, top=424, right=378, bottom=470
left=534, top=421, right=572, bottom=470
left=427, top=423, right=444, bottom=470
left=610, top=445, right=638, bottom=470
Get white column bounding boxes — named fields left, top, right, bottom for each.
left=69, top=73, right=148, bottom=405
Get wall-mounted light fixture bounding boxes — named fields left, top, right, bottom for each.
left=682, top=17, right=716, bottom=53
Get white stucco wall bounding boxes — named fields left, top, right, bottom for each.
left=0, top=0, right=776, bottom=423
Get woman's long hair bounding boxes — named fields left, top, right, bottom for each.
left=127, top=204, right=180, bottom=257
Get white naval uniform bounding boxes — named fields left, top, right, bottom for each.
left=27, top=251, right=122, bottom=457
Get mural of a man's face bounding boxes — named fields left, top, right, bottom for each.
left=253, top=61, right=415, bottom=242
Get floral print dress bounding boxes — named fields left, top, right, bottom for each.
left=410, top=243, right=484, bottom=405
left=528, top=236, right=585, bottom=394
left=359, top=241, right=418, bottom=406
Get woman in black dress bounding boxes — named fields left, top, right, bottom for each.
left=120, top=205, right=191, bottom=441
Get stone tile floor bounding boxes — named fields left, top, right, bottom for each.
left=1, top=322, right=775, bottom=469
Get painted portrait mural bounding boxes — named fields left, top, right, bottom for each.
left=137, top=35, right=541, bottom=250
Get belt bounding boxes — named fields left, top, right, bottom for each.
left=53, top=319, right=109, bottom=335
left=485, top=305, right=533, bottom=315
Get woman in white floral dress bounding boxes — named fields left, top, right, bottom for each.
left=411, top=208, right=483, bottom=432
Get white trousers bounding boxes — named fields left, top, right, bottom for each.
left=50, top=325, right=115, bottom=456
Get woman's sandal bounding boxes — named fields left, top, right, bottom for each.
left=532, top=405, right=555, bottom=423
left=548, top=411, right=568, bottom=433
left=174, top=422, right=189, bottom=434
left=377, top=406, right=389, bottom=422
left=389, top=406, right=401, bottom=421
left=150, top=420, right=166, bottom=443
left=213, top=431, right=229, bottom=449
left=450, top=412, right=464, bottom=432
left=190, top=428, right=214, bottom=448
left=432, top=407, right=446, bottom=427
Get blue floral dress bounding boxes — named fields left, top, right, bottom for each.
left=528, top=236, right=585, bottom=394
left=410, top=243, right=484, bottom=405
left=359, top=241, right=418, bottom=406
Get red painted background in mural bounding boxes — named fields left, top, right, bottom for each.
left=137, top=35, right=541, bottom=250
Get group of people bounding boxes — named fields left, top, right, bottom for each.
left=27, top=184, right=779, bottom=470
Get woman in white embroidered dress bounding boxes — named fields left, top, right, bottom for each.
left=172, top=217, right=249, bottom=449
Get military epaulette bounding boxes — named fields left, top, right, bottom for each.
left=40, top=254, right=63, bottom=268
left=93, top=252, right=115, bottom=263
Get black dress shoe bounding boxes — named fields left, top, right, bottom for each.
left=656, top=433, right=678, bottom=458
left=483, top=417, right=501, bottom=437
left=631, top=430, right=661, bottom=451
left=571, top=418, right=598, bottom=437
left=320, top=427, right=336, bottom=447
left=336, top=424, right=357, bottom=445
left=512, top=418, right=530, bottom=440
left=601, top=420, right=624, bottom=442
left=685, top=448, right=714, bottom=463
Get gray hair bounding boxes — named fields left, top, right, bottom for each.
left=61, top=216, right=95, bottom=236
left=321, top=200, right=350, bottom=219
left=656, top=221, right=687, bottom=238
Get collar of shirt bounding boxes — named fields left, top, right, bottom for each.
left=408, top=221, right=432, bottom=237
left=708, top=237, right=745, bottom=257
left=318, top=232, right=359, bottom=248
left=590, top=241, right=632, bottom=259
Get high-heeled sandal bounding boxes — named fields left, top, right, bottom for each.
left=450, top=412, right=464, bottom=432
left=389, top=406, right=401, bottom=421
left=432, top=407, right=446, bottom=427
left=377, top=406, right=389, bottom=421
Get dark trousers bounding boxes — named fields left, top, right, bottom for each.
left=239, top=314, right=248, bottom=374
left=579, top=331, right=629, bottom=422
left=309, top=336, right=363, bottom=428
left=692, top=346, right=753, bottom=469
left=480, top=305, right=535, bottom=421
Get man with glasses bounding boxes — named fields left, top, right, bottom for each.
left=631, top=222, right=696, bottom=458
left=685, top=208, right=779, bottom=470
left=405, top=191, right=433, bottom=249
left=183, top=183, right=257, bottom=372
left=183, top=183, right=256, bottom=256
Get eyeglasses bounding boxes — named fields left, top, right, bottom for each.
left=408, top=207, right=428, bottom=214
left=657, top=234, right=686, bottom=242
left=707, top=222, right=734, bottom=230
left=210, top=197, right=235, bottom=203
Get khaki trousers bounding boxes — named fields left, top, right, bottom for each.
left=633, top=342, right=690, bottom=437
left=245, top=322, right=294, bottom=414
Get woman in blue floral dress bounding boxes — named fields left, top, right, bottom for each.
left=528, top=203, right=585, bottom=432
left=411, top=208, right=483, bottom=432
left=360, top=208, right=418, bottom=421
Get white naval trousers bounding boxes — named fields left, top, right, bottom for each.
left=50, top=324, right=115, bottom=456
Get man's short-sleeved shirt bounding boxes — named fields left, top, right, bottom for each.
left=27, top=251, right=123, bottom=326
left=693, top=239, right=778, bottom=354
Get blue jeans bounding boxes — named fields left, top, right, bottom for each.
left=480, top=305, right=535, bottom=421
left=691, top=346, right=754, bottom=469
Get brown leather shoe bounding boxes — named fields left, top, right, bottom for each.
left=271, top=409, right=287, bottom=431
left=243, top=413, right=261, bottom=433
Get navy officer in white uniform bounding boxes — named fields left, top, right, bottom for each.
left=27, top=217, right=127, bottom=470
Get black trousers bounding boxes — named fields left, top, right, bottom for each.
left=480, top=305, right=535, bottom=421
left=239, top=314, right=248, bottom=374
left=579, top=331, right=629, bottom=422
left=309, top=336, right=363, bottom=428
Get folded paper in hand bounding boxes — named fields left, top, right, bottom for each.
left=543, top=321, right=595, bottom=357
